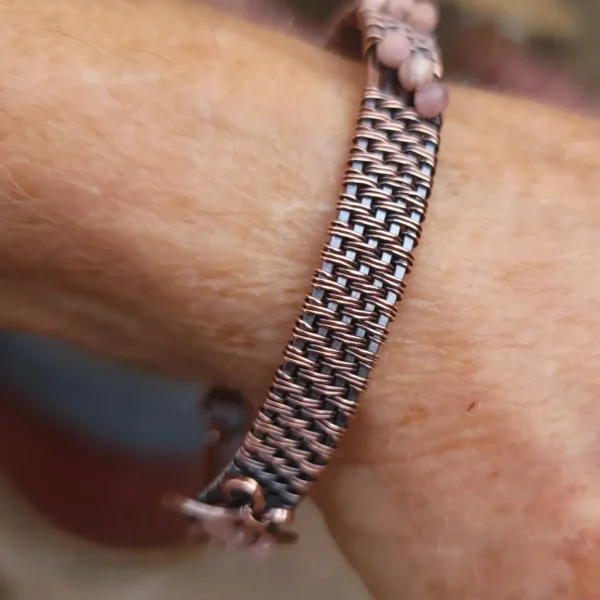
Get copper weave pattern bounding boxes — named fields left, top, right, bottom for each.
left=201, top=83, right=442, bottom=511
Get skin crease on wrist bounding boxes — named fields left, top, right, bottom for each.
left=1, top=0, right=600, bottom=598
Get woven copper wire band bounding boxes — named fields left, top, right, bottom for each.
left=199, top=61, right=443, bottom=512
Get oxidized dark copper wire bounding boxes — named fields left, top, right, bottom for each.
left=169, top=6, right=444, bottom=546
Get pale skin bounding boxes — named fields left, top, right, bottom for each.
left=1, top=0, right=600, bottom=598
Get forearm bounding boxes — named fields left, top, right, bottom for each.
left=0, top=0, right=363, bottom=398
left=2, top=0, right=600, bottom=598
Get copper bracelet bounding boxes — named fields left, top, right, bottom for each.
left=165, top=2, right=445, bottom=551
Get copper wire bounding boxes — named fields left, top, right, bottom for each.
left=196, top=6, right=443, bottom=521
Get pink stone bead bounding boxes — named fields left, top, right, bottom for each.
left=398, top=53, right=434, bottom=91
left=377, top=31, right=412, bottom=68
left=414, top=81, right=449, bottom=118
left=361, top=0, right=388, bottom=13
left=409, top=1, right=440, bottom=33
left=385, top=0, right=415, bottom=20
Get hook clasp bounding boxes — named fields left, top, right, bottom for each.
left=163, top=477, right=297, bottom=550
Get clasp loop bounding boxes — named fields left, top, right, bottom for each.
left=163, top=477, right=297, bottom=550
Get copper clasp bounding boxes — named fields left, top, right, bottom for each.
left=163, top=477, right=297, bottom=551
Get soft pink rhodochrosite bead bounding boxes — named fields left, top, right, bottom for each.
left=385, top=0, right=415, bottom=20
left=377, top=30, right=412, bottom=68
left=409, top=1, right=439, bottom=33
left=398, top=53, right=435, bottom=91
left=414, top=81, right=449, bottom=118
left=357, top=1, right=447, bottom=116
left=362, top=0, right=388, bottom=12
